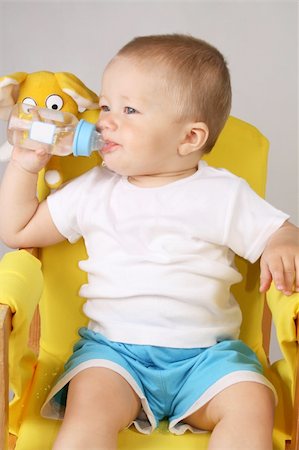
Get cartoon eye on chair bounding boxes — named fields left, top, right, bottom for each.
left=0, top=114, right=299, bottom=449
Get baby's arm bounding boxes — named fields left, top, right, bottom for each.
left=260, top=221, right=299, bottom=295
left=0, top=147, right=65, bottom=249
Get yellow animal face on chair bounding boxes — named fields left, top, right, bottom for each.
left=0, top=71, right=100, bottom=190
left=0, top=71, right=99, bottom=117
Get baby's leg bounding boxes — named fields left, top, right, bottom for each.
left=52, top=367, right=141, bottom=450
left=184, top=382, right=275, bottom=450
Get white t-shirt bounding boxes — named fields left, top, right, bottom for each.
left=47, top=161, right=289, bottom=348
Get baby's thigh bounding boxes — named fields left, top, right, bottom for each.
left=64, top=367, right=141, bottom=429
left=183, top=381, right=275, bottom=431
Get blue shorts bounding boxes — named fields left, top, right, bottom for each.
left=41, top=327, right=276, bottom=434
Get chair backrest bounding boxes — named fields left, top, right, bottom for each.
left=37, top=116, right=270, bottom=368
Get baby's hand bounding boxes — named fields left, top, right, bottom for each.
left=260, top=221, right=299, bottom=295
left=11, top=146, right=51, bottom=174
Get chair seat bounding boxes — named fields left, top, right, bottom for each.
left=118, top=425, right=211, bottom=450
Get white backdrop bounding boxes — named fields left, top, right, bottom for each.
left=0, top=0, right=298, bottom=360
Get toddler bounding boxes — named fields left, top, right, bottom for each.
left=0, top=34, right=298, bottom=450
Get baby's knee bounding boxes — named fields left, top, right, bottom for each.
left=220, top=382, right=275, bottom=424
left=197, top=382, right=274, bottom=428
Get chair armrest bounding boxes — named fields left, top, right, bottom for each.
left=0, top=250, right=43, bottom=316
left=266, top=284, right=299, bottom=450
left=0, top=304, right=12, bottom=450
left=0, top=250, right=43, bottom=438
left=266, top=284, right=299, bottom=371
left=286, top=315, right=299, bottom=450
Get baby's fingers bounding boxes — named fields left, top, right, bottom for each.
left=260, top=254, right=295, bottom=295
left=259, top=261, right=272, bottom=293
left=272, top=256, right=297, bottom=295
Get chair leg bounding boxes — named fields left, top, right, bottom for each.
left=0, top=304, right=12, bottom=450
left=8, top=433, right=17, bottom=450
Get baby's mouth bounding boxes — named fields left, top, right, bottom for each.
left=101, top=140, right=119, bottom=154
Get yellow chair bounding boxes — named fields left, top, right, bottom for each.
left=1, top=116, right=299, bottom=450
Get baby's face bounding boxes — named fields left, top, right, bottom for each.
left=97, top=56, right=193, bottom=180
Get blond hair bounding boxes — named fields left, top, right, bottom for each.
left=116, top=34, right=231, bottom=153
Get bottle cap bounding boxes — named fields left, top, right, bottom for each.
left=72, top=120, right=96, bottom=156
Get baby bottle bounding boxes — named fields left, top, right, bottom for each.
left=6, top=104, right=103, bottom=156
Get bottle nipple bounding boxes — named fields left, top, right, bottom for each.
left=72, top=120, right=103, bottom=156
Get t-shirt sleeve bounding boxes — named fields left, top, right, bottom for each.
left=47, top=174, right=86, bottom=244
left=223, top=178, right=290, bottom=263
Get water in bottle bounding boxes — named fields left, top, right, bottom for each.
left=6, top=104, right=103, bottom=156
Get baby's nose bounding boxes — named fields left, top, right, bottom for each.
left=97, top=114, right=117, bottom=131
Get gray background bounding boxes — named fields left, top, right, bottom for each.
left=0, top=0, right=298, bottom=361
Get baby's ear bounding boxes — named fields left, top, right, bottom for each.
left=178, top=122, right=209, bottom=156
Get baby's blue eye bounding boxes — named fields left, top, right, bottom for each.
left=100, top=105, right=110, bottom=112
left=124, top=106, right=138, bottom=114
